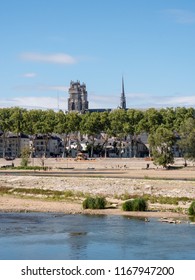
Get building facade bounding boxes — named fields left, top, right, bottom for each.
left=67, top=78, right=127, bottom=113
left=0, top=133, right=29, bottom=158
left=68, top=80, right=88, bottom=113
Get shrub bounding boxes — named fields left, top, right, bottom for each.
left=82, top=196, right=106, bottom=209
left=95, top=196, right=107, bottom=209
left=20, top=147, right=30, bottom=167
left=122, top=200, right=134, bottom=211
left=188, top=201, right=195, bottom=215
left=122, top=198, right=148, bottom=212
left=83, top=197, right=95, bottom=209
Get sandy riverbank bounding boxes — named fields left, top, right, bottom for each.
left=1, top=157, right=195, bottom=219
left=0, top=196, right=188, bottom=219
left=0, top=172, right=195, bottom=219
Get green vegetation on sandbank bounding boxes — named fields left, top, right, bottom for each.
left=0, top=186, right=88, bottom=201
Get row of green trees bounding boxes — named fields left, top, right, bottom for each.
left=0, top=106, right=195, bottom=165
left=1, top=106, right=194, bottom=135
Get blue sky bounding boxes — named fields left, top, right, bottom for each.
left=0, top=0, right=195, bottom=110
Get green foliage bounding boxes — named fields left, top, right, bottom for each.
left=188, top=201, right=195, bottom=215
left=148, top=195, right=179, bottom=205
left=20, top=147, right=30, bottom=167
left=179, top=118, right=195, bottom=161
left=0, top=186, right=87, bottom=201
left=0, top=187, right=13, bottom=194
left=82, top=196, right=107, bottom=209
left=122, top=200, right=134, bottom=211
left=137, top=108, right=163, bottom=134
left=0, top=106, right=194, bottom=138
left=80, top=112, right=103, bottom=157
left=66, top=112, right=81, bottom=133
left=122, top=198, right=147, bottom=211
left=108, top=109, right=129, bottom=137
left=126, top=109, right=144, bottom=134
left=149, top=126, right=175, bottom=168
left=1, top=106, right=195, bottom=161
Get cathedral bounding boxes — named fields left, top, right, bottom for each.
left=68, top=81, right=89, bottom=113
left=68, top=78, right=126, bottom=113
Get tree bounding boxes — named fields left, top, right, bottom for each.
left=80, top=112, right=102, bottom=157
left=54, top=110, right=70, bottom=157
left=41, top=110, right=57, bottom=157
left=10, top=107, right=27, bottom=157
left=126, top=109, right=144, bottom=157
left=148, top=126, right=175, bottom=168
left=179, top=118, right=195, bottom=162
left=66, top=112, right=81, bottom=154
left=99, top=111, right=111, bottom=157
left=108, top=109, right=129, bottom=157
left=137, top=108, right=163, bottom=134
left=160, top=107, right=176, bottom=130
left=27, top=109, right=57, bottom=157
left=126, top=109, right=144, bottom=135
left=20, top=147, right=30, bottom=167
left=0, top=108, right=13, bottom=157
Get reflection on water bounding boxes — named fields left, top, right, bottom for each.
left=0, top=212, right=195, bottom=260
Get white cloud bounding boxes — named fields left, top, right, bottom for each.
left=87, top=92, right=195, bottom=109
left=128, top=94, right=195, bottom=109
left=1, top=94, right=195, bottom=111
left=155, top=95, right=195, bottom=107
left=22, top=72, right=37, bottom=78
left=89, top=93, right=118, bottom=108
left=126, top=92, right=148, bottom=98
left=13, top=84, right=69, bottom=92
left=20, top=52, right=77, bottom=64
left=47, top=85, right=69, bottom=92
left=165, top=9, right=195, bottom=24
left=0, top=96, right=67, bottom=110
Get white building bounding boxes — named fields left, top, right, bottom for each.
left=30, top=134, right=63, bottom=158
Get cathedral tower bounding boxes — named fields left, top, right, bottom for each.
left=120, top=76, right=126, bottom=109
left=68, top=80, right=89, bottom=113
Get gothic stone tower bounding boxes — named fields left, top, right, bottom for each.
left=68, top=80, right=89, bottom=113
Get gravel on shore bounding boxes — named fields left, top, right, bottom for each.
left=0, top=174, right=194, bottom=219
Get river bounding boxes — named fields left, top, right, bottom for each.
left=0, top=212, right=195, bottom=260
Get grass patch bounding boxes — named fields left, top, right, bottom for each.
left=82, top=196, right=107, bottom=209
left=0, top=186, right=92, bottom=201
left=0, top=186, right=13, bottom=194
left=147, top=195, right=179, bottom=205
left=114, top=192, right=191, bottom=206
left=172, top=207, right=186, bottom=214
left=145, top=195, right=190, bottom=205
left=0, top=166, right=51, bottom=171
left=12, top=187, right=64, bottom=196
left=122, top=198, right=147, bottom=212
left=188, top=201, right=195, bottom=215
left=0, top=186, right=85, bottom=202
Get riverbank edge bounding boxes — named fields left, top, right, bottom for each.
left=0, top=195, right=189, bottom=220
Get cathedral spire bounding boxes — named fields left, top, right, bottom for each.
left=120, top=76, right=126, bottom=109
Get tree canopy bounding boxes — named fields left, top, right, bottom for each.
left=0, top=106, right=195, bottom=164
left=148, top=126, right=175, bottom=168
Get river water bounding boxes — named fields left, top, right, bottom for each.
left=0, top=212, right=195, bottom=260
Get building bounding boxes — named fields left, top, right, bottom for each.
left=67, top=78, right=126, bottom=113
left=68, top=80, right=88, bottom=113
left=120, top=76, right=126, bottom=110
left=0, top=132, right=30, bottom=158
left=30, top=134, right=63, bottom=158
left=0, top=131, right=4, bottom=157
